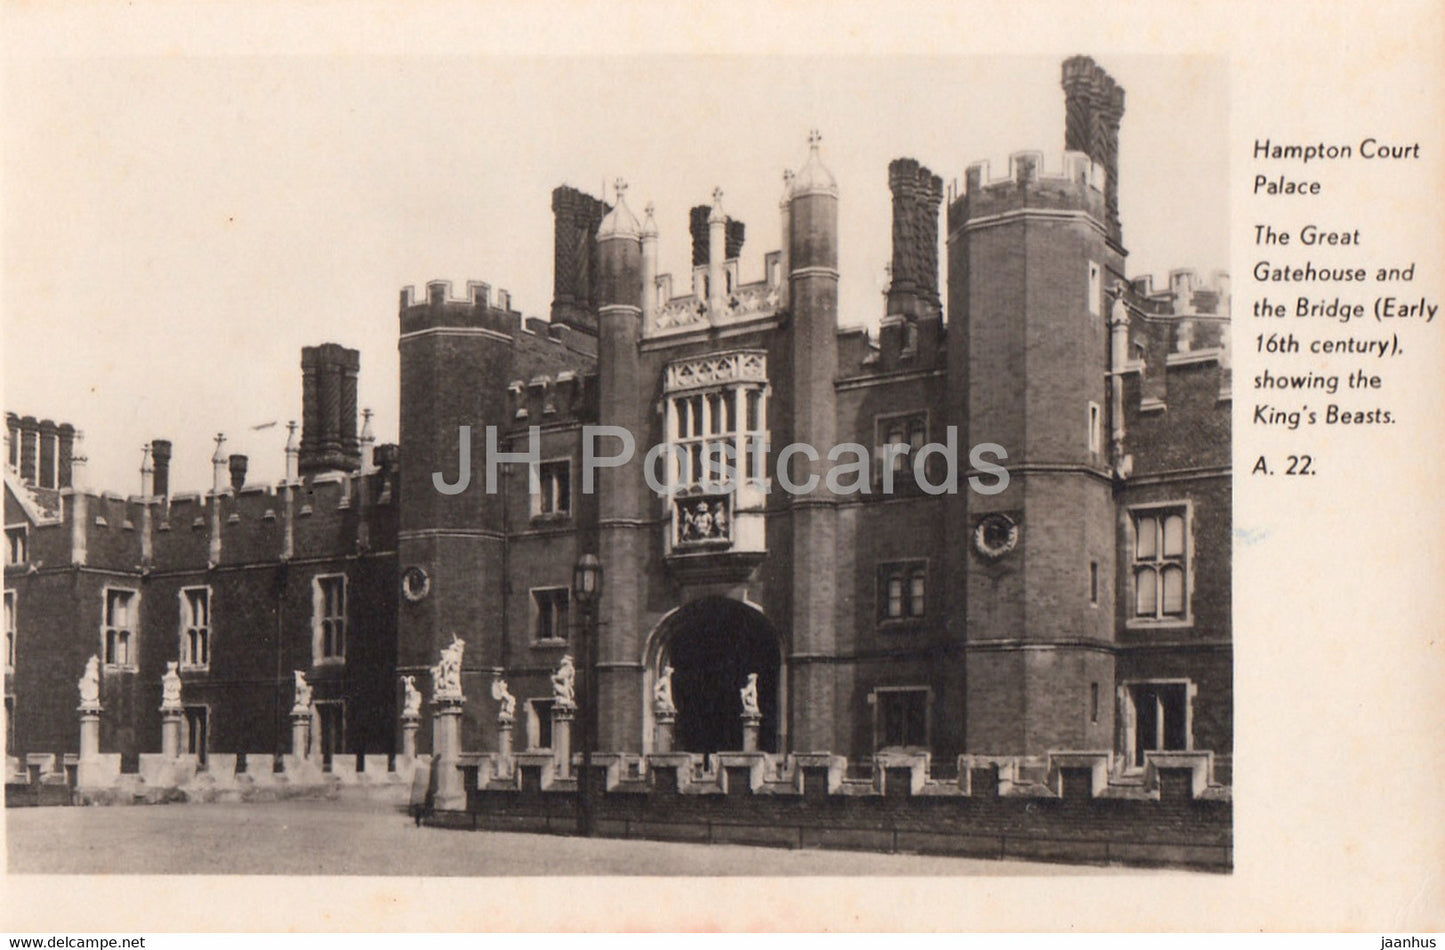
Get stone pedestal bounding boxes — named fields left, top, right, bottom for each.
left=431, top=697, right=465, bottom=810
left=741, top=713, right=762, bottom=753
left=497, top=717, right=514, bottom=760
left=654, top=711, right=676, bottom=754
left=551, top=704, right=575, bottom=778
left=77, top=706, right=104, bottom=789
left=77, top=706, right=102, bottom=760
left=400, top=713, right=420, bottom=760
left=290, top=709, right=311, bottom=759
left=161, top=707, right=183, bottom=759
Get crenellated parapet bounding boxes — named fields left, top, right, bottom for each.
left=1133, top=268, right=1232, bottom=319
left=649, top=277, right=782, bottom=338
left=398, top=279, right=519, bottom=336
left=443, top=748, right=1230, bottom=869
left=8, top=455, right=401, bottom=576
left=398, top=280, right=596, bottom=364
left=948, top=150, right=1106, bottom=233
left=1123, top=269, right=1231, bottom=380
left=1112, top=268, right=1232, bottom=473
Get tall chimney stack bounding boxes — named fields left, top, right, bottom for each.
left=299, top=344, right=362, bottom=477
left=1061, top=55, right=1125, bottom=245
left=151, top=440, right=172, bottom=498
left=550, top=185, right=610, bottom=335
left=57, top=423, right=75, bottom=489
left=228, top=454, right=249, bottom=492
left=886, top=157, right=944, bottom=321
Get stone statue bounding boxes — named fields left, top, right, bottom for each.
left=77, top=655, right=101, bottom=707
left=1109, top=283, right=1131, bottom=326
left=401, top=675, right=422, bottom=718
left=161, top=661, right=183, bottom=710
left=432, top=633, right=465, bottom=701
left=491, top=677, right=517, bottom=721
left=739, top=672, right=760, bottom=717
left=292, top=670, right=313, bottom=714
left=551, top=654, right=576, bottom=708
left=653, top=664, right=677, bottom=716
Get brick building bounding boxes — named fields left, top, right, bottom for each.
left=5, top=56, right=1231, bottom=781
left=4, top=348, right=400, bottom=769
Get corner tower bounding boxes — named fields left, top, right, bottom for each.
left=593, top=179, right=648, bottom=750
left=396, top=280, right=517, bottom=751
left=780, top=131, right=841, bottom=752
left=947, top=57, right=1126, bottom=755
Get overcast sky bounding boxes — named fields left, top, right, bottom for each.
left=3, top=55, right=1226, bottom=494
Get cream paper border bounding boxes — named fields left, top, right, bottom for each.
left=2, top=0, right=1443, bottom=933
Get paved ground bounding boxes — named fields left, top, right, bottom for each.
left=6, top=800, right=1161, bottom=876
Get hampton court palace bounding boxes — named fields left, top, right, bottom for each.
left=4, top=57, right=1232, bottom=788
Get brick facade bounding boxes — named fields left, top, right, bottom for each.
left=5, top=57, right=1230, bottom=784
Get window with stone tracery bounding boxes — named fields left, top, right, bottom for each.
left=312, top=574, right=346, bottom=663
left=662, top=351, right=769, bottom=549
left=1130, top=504, right=1190, bottom=622
left=179, top=587, right=210, bottom=670
left=874, top=411, right=927, bottom=485
left=103, top=588, right=138, bottom=670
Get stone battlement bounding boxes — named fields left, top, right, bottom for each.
left=431, top=747, right=1232, bottom=870
left=9, top=463, right=398, bottom=575
left=1132, top=268, right=1232, bottom=316
left=9, top=752, right=427, bottom=807
left=647, top=273, right=782, bottom=338
left=949, top=150, right=1108, bottom=230
left=399, top=279, right=513, bottom=312
left=463, top=747, right=1228, bottom=802
left=398, top=280, right=594, bottom=362
left=962, top=150, right=1105, bottom=196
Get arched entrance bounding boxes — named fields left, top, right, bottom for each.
left=647, top=597, right=783, bottom=755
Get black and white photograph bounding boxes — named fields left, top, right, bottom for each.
left=2, top=0, right=1441, bottom=937
left=4, top=49, right=1230, bottom=871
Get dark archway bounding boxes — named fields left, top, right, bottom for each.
left=661, top=598, right=781, bottom=755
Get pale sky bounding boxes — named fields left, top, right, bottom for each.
left=3, top=55, right=1226, bottom=494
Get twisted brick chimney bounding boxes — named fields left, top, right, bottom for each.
left=886, top=158, right=944, bottom=320
left=1061, top=55, right=1126, bottom=245
left=299, top=344, right=361, bottom=477
left=689, top=206, right=746, bottom=267
left=550, top=185, right=610, bottom=335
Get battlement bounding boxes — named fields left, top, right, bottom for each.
left=398, top=280, right=595, bottom=363
left=399, top=279, right=516, bottom=313
left=6, top=461, right=401, bottom=576
left=963, top=150, right=1105, bottom=194
left=1114, top=267, right=1232, bottom=462
left=1132, top=268, right=1232, bottom=317
left=435, top=748, right=1231, bottom=869
left=647, top=271, right=782, bottom=338
left=948, top=150, right=1107, bottom=229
